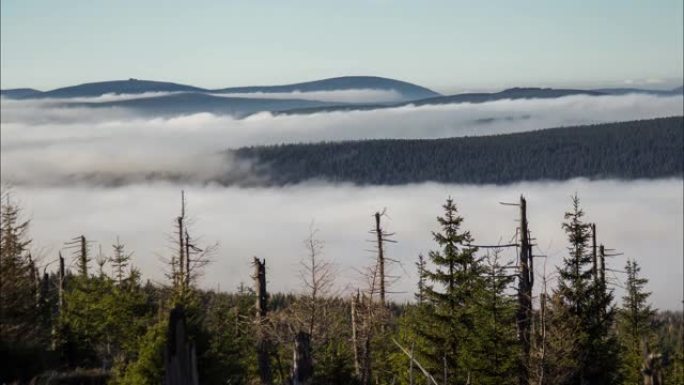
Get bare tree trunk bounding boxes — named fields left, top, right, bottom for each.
left=517, top=196, right=533, bottom=385
left=58, top=252, right=65, bottom=308
left=539, top=292, right=547, bottom=385
left=254, top=257, right=272, bottom=385
left=591, top=223, right=597, bottom=282
left=177, top=216, right=184, bottom=287
left=374, top=212, right=386, bottom=307
left=184, top=231, right=191, bottom=289
left=292, top=331, right=313, bottom=385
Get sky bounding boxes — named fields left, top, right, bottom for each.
left=1, top=0, right=683, bottom=92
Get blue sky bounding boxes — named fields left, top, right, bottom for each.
left=1, top=0, right=682, bottom=92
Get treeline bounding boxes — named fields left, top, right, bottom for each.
left=233, top=117, right=684, bottom=185
left=1, top=190, right=682, bottom=385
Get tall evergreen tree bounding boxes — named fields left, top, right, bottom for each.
left=584, top=249, right=620, bottom=385
left=618, top=259, right=656, bottom=384
left=0, top=193, right=35, bottom=340
left=411, top=197, right=480, bottom=384
left=0, top=192, right=45, bottom=381
left=553, top=195, right=619, bottom=384
left=542, top=293, right=582, bottom=384
left=472, top=250, right=518, bottom=385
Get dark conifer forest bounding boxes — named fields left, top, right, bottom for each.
left=233, top=117, right=683, bottom=185
left=1, top=188, right=681, bottom=385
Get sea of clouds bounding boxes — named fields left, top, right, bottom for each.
left=8, top=179, right=682, bottom=310
left=1, top=93, right=682, bottom=186
left=1, top=92, right=682, bottom=309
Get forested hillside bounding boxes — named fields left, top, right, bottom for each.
left=234, top=117, right=684, bottom=185
left=1, top=189, right=682, bottom=384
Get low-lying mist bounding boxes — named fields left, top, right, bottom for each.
left=9, top=179, right=682, bottom=310
left=1, top=93, right=682, bottom=186
left=1, top=91, right=681, bottom=309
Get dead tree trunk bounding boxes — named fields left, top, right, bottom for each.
left=177, top=216, right=184, bottom=287
left=374, top=212, right=386, bottom=306
left=58, top=252, right=65, bottom=307
left=51, top=252, right=66, bottom=350
left=184, top=231, right=191, bottom=289
left=253, top=257, right=272, bottom=385
left=351, top=290, right=361, bottom=378
left=591, top=223, right=598, bottom=282
left=164, top=305, right=199, bottom=385
left=599, top=244, right=606, bottom=288
left=292, top=331, right=313, bottom=385
left=517, top=196, right=533, bottom=385
left=176, top=191, right=186, bottom=290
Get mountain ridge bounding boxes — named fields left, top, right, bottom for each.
left=2, top=78, right=681, bottom=118
left=212, top=75, right=441, bottom=101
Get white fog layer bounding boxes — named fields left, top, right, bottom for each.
left=9, top=179, right=683, bottom=310
left=1, top=94, right=682, bottom=186
left=1, top=91, right=681, bottom=309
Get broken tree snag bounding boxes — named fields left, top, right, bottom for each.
left=184, top=231, right=191, bottom=289
left=374, top=212, right=386, bottom=306
left=517, top=195, right=533, bottom=385
left=599, top=244, right=606, bottom=288
left=369, top=209, right=396, bottom=308
left=65, top=235, right=91, bottom=278
left=253, top=257, right=272, bottom=385
left=164, top=305, right=199, bottom=385
left=292, top=331, right=313, bottom=385
left=591, top=223, right=598, bottom=283
left=58, top=251, right=65, bottom=309
left=177, top=217, right=184, bottom=287
left=176, top=190, right=186, bottom=290
left=254, top=257, right=268, bottom=318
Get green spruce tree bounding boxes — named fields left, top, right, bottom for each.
left=553, top=195, right=620, bottom=384
left=618, top=259, right=655, bottom=384
left=472, top=250, right=518, bottom=385
left=411, top=197, right=481, bottom=384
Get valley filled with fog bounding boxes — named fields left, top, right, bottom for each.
left=1, top=92, right=682, bottom=309
left=10, top=179, right=683, bottom=310
left=2, top=93, right=682, bottom=185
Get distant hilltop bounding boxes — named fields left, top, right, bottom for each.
left=2, top=76, right=681, bottom=118
left=0, top=76, right=441, bottom=101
